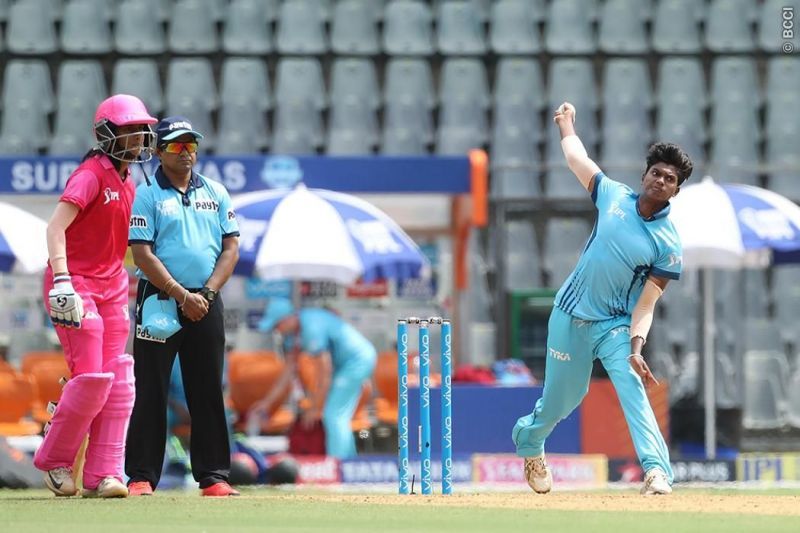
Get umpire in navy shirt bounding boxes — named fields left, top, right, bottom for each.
left=125, top=117, right=241, bottom=497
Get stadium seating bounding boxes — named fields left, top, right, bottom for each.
left=330, top=0, right=380, bottom=55
left=503, top=220, right=541, bottom=290
left=115, top=0, right=166, bottom=55
left=227, top=351, right=294, bottom=435
left=0, top=373, right=40, bottom=436
left=383, top=0, right=434, bottom=56
left=598, top=0, right=649, bottom=54
left=543, top=218, right=591, bottom=287
left=705, top=0, right=756, bottom=52
left=489, top=0, right=541, bottom=55
left=223, top=0, right=273, bottom=55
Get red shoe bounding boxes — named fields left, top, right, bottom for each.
left=201, top=482, right=240, bottom=497
left=128, top=481, right=153, bottom=496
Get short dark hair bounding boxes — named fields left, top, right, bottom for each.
left=645, top=142, right=693, bottom=185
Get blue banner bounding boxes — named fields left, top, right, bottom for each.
left=0, top=155, right=471, bottom=195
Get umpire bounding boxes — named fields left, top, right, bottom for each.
left=125, top=116, right=240, bottom=497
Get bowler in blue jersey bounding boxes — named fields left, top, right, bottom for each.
left=513, top=102, right=693, bottom=496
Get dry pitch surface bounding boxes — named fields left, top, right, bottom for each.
left=291, top=491, right=800, bottom=516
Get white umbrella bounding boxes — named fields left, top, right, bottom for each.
left=0, top=202, right=48, bottom=274
left=670, top=177, right=800, bottom=458
left=231, top=185, right=429, bottom=285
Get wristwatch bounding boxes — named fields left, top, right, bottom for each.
left=199, top=287, right=218, bottom=305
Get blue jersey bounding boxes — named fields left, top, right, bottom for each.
left=554, top=172, right=682, bottom=321
left=295, top=308, right=376, bottom=371
left=129, top=168, right=239, bottom=288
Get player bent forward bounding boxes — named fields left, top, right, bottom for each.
left=512, top=102, right=693, bottom=495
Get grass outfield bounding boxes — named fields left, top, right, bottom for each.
left=2, top=488, right=799, bottom=533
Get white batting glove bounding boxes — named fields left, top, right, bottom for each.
left=48, top=276, right=84, bottom=328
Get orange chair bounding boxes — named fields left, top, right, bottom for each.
left=0, top=373, right=42, bottom=436
left=373, top=350, right=399, bottom=425
left=0, top=359, right=17, bottom=376
left=24, top=358, right=71, bottom=423
left=227, top=351, right=294, bottom=434
left=373, top=350, right=441, bottom=425
left=21, top=351, right=65, bottom=375
left=296, top=353, right=372, bottom=432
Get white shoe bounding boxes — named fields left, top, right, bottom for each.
left=524, top=454, right=553, bottom=494
left=82, top=477, right=129, bottom=498
left=44, top=467, right=77, bottom=497
left=641, top=468, right=672, bottom=495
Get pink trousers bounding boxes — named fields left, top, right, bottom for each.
left=35, top=268, right=135, bottom=489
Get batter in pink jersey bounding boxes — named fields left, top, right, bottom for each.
left=35, top=94, right=157, bottom=499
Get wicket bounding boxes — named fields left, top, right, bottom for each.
left=397, top=317, right=452, bottom=495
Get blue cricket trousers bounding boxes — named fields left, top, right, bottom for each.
left=512, top=307, right=673, bottom=482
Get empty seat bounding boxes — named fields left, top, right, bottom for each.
left=543, top=218, right=591, bottom=287
left=272, top=100, right=323, bottom=154
left=773, top=280, right=800, bottom=350
left=165, top=59, right=217, bottom=145
left=165, top=59, right=217, bottom=112
left=380, top=127, right=429, bottom=155
left=439, top=59, right=490, bottom=109
left=331, top=0, right=380, bottom=55
left=3, top=60, right=54, bottom=113
left=222, top=0, right=272, bottom=55
left=0, top=374, right=40, bottom=436
left=437, top=96, right=488, bottom=144
left=330, top=59, right=379, bottom=111
left=490, top=125, right=540, bottom=199
left=744, top=318, right=783, bottom=353
left=111, top=59, right=163, bottom=114
left=276, top=0, right=328, bottom=54
left=50, top=61, right=107, bottom=155
left=547, top=59, right=598, bottom=111
left=437, top=0, right=487, bottom=55
left=652, top=0, right=704, bottom=53
left=6, top=0, right=57, bottom=54
left=598, top=0, right=649, bottom=54
left=383, top=0, right=434, bottom=55
left=384, top=59, right=435, bottom=109
left=227, top=352, right=294, bottom=435
left=742, top=269, right=770, bottom=319
left=494, top=96, right=542, bottom=144
left=603, top=59, right=652, bottom=119
left=758, top=0, right=800, bottom=52
left=765, top=57, right=800, bottom=102
left=168, top=0, right=218, bottom=54
left=220, top=58, right=271, bottom=112
left=601, top=127, right=652, bottom=187
left=743, top=351, right=789, bottom=429
left=435, top=128, right=486, bottom=156
left=0, top=102, right=50, bottom=154
left=275, top=58, right=326, bottom=110
left=710, top=125, right=760, bottom=185
left=710, top=57, right=760, bottom=109
left=384, top=100, right=433, bottom=144
left=490, top=0, right=541, bottom=55
left=216, top=102, right=268, bottom=155
left=766, top=131, right=800, bottom=196
left=115, top=0, right=166, bottom=55
left=494, top=58, right=545, bottom=111
left=656, top=57, right=707, bottom=109
left=326, top=97, right=378, bottom=155
left=61, top=0, right=112, bottom=54
left=504, top=220, right=541, bottom=289
left=788, top=370, right=800, bottom=428
left=545, top=0, right=596, bottom=54
left=656, top=102, right=706, bottom=153
left=705, top=0, right=756, bottom=52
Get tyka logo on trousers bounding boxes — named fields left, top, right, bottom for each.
left=549, top=347, right=571, bottom=361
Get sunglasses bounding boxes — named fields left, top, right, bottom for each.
left=161, top=142, right=198, bottom=154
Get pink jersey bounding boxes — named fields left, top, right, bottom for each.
left=59, top=154, right=135, bottom=279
